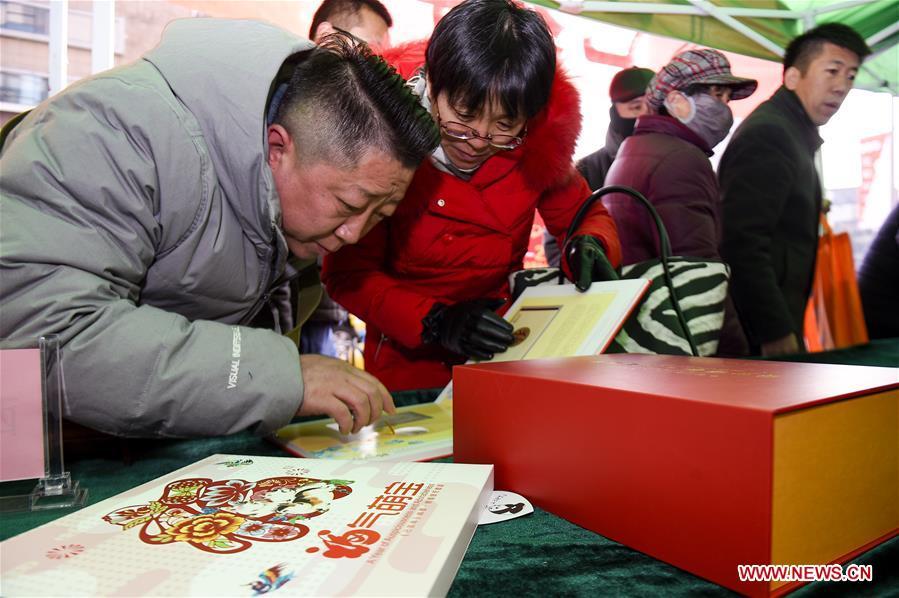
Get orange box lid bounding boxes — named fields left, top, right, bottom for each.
left=455, top=354, right=899, bottom=414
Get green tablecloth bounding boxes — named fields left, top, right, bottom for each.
left=2, top=340, right=897, bottom=596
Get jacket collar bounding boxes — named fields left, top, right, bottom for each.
left=770, top=86, right=823, bottom=154
left=633, top=114, right=713, bottom=156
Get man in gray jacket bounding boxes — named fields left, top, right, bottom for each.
left=0, top=19, right=440, bottom=438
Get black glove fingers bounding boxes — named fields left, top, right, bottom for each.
left=472, top=315, right=514, bottom=346
left=589, top=245, right=619, bottom=282
left=424, top=298, right=512, bottom=360
left=478, top=310, right=514, bottom=333
left=461, top=339, right=495, bottom=361
left=576, top=253, right=595, bottom=292
left=568, top=235, right=618, bottom=291
left=468, top=330, right=511, bottom=353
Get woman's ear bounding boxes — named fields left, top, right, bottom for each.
left=665, top=90, right=692, bottom=120
left=425, top=73, right=436, bottom=111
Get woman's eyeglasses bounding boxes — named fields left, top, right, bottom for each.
left=437, top=114, right=526, bottom=151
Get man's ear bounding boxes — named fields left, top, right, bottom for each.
left=313, top=21, right=336, bottom=43
left=267, top=124, right=291, bottom=169
left=784, top=66, right=801, bottom=91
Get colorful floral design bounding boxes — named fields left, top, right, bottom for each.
left=103, top=475, right=354, bottom=555
left=201, top=480, right=254, bottom=507
left=262, top=525, right=299, bottom=541
left=104, top=506, right=150, bottom=522
left=162, top=512, right=245, bottom=543
left=46, top=544, right=85, bottom=559
left=157, top=507, right=192, bottom=526
left=103, top=505, right=152, bottom=526
left=159, top=479, right=207, bottom=505
left=238, top=520, right=270, bottom=536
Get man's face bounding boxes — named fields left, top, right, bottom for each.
left=345, top=5, right=390, bottom=49
left=786, top=42, right=860, bottom=126
left=317, top=6, right=390, bottom=50
left=267, top=125, right=414, bottom=260
left=614, top=95, right=649, bottom=119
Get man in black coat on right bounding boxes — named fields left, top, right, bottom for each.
left=718, top=23, right=870, bottom=356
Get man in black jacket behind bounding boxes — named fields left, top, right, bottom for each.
left=718, top=24, right=870, bottom=356
left=576, top=66, right=654, bottom=191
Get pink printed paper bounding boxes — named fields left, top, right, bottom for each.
left=0, top=348, right=45, bottom=481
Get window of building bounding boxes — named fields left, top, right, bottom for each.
left=0, top=71, right=48, bottom=105
left=0, top=1, right=49, bottom=36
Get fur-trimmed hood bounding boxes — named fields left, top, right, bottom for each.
left=382, top=40, right=582, bottom=191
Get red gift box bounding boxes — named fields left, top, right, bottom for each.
left=453, top=354, right=898, bottom=596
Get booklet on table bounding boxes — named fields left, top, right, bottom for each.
left=0, top=453, right=493, bottom=597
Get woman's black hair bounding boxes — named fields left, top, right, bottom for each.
left=425, top=0, right=556, bottom=121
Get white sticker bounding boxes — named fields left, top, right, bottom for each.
left=478, top=490, right=534, bottom=525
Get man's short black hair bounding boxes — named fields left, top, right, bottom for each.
left=783, top=23, right=871, bottom=74
left=425, top=0, right=556, bottom=121
left=276, top=33, right=439, bottom=170
left=308, top=0, right=392, bottom=40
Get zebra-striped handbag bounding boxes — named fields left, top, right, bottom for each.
left=562, top=185, right=729, bottom=357
left=610, top=257, right=729, bottom=356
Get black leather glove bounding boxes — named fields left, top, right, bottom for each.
left=566, top=235, right=618, bottom=292
left=421, top=299, right=514, bottom=360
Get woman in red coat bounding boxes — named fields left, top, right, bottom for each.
left=323, top=0, right=621, bottom=391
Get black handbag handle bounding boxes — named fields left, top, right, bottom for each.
left=558, top=185, right=699, bottom=356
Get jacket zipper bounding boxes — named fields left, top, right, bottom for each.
left=240, top=245, right=280, bottom=325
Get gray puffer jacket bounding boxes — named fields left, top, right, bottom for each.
left=0, top=19, right=315, bottom=437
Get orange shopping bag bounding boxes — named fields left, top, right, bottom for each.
left=803, top=215, right=869, bottom=351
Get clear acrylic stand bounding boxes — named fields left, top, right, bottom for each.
left=0, top=335, right=88, bottom=512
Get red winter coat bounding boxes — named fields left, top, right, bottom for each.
left=323, top=43, right=621, bottom=391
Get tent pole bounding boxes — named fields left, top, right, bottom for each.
left=867, top=21, right=899, bottom=47
left=686, top=0, right=785, bottom=56
left=811, top=0, right=879, bottom=17
left=48, top=0, right=68, bottom=97
left=800, top=11, right=814, bottom=33
left=91, top=1, right=115, bottom=75
left=572, top=1, right=802, bottom=18
left=565, top=2, right=701, bottom=15
left=891, top=96, right=896, bottom=210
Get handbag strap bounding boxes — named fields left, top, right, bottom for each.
left=558, top=185, right=699, bottom=356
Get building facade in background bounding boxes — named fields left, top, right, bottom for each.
left=1, top=0, right=200, bottom=125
